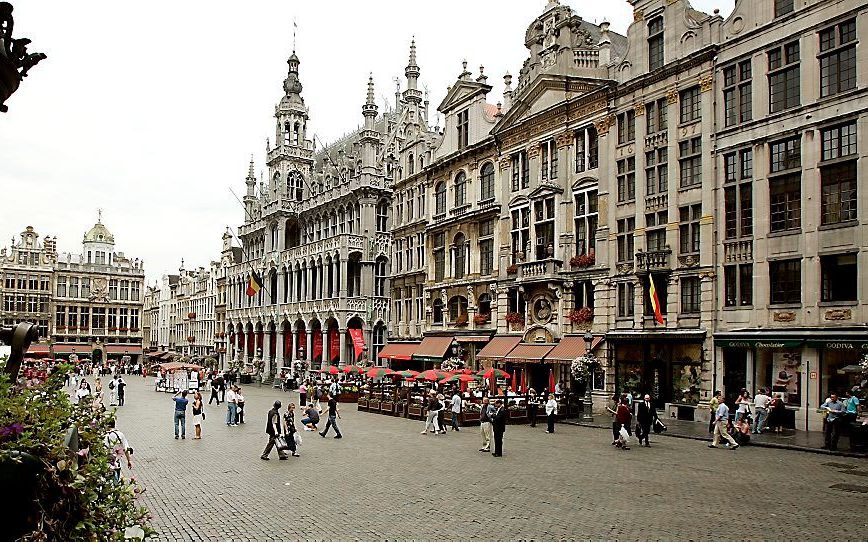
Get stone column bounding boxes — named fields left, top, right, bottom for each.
left=291, top=329, right=299, bottom=363
left=275, top=328, right=285, bottom=368
left=261, top=330, right=271, bottom=377
left=339, top=258, right=347, bottom=297
left=339, top=328, right=348, bottom=367
left=306, top=330, right=314, bottom=365
left=321, top=330, right=328, bottom=370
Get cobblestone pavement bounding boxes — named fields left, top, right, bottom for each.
left=106, top=377, right=867, bottom=541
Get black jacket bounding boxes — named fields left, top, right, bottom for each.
left=637, top=401, right=658, bottom=426
left=265, top=408, right=281, bottom=436
left=479, top=403, right=492, bottom=423
left=491, top=406, right=507, bottom=432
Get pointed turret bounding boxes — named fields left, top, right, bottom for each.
left=360, top=75, right=379, bottom=172
left=244, top=156, right=257, bottom=219
left=403, top=38, right=422, bottom=106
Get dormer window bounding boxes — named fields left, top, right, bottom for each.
left=648, top=16, right=664, bottom=71
left=457, top=109, right=469, bottom=150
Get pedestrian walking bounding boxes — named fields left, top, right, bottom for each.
left=209, top=374, right=222, bottom=405
left=708, top=390, right=721, bottom=434
left=172, top=390, right=189, bottom=440
left=615, top=396, right=633, bottom=450
left=436, top=393, right=447, bottom=434
left=708, top=397, right=739, bottom=450
left=545, top=394, right=558, bottom=433
left=319, top=395, right=343, bottom=439
left=313, top=385, right=323, bottom=411
left=421, top=390, right=441, bottom=435
left=478, top=396, right=493, bottom=452
left=192, top=391, right=204, bottom=439
left=752, top=388, right=771, bottom=434
left=261, top=400, right=289, bottom=460
left=236, top=387, right=246, bottom=424
left=226, top=385, right=238, bottom=426
left=104, top=419, right=133, bottom=483
left=450, top=389, right=462, bottom=431
left=108, top=375, right=119, bottom=406
left=844, top=389, right=860, bottom=424
left=636, top=394, right=659, bottom=447
left=821, top=393, right=846, bottom=451
left=491, top=399, right=507, bottom=457
left=329, top=379, right=341, bottom=401
left=606, top=394, right=620, bottom=445
left=283, top=403, right=300, bottom=457
left=92, top=378, right=105, bottom=411
left=116, top=376, right=127, bottom=407
left=298, top=382, right=308, bottom=408
left=527, top=388, right=538, bottom=428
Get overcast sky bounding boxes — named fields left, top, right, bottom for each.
left=0, top=0, right=731, bottom=284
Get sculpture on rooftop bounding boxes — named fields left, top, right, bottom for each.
left=0, top=2, right=46, bottom=112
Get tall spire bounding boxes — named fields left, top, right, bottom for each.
left=404, top=38, right=422, bottom=105
left=360, top=75, right=379, bottom=171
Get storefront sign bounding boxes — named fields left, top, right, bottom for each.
left=809, top=371, right=817, bottom=380
left=716, top=340, right=802, bottom=349
left=809, top=341, right=868, bottom=350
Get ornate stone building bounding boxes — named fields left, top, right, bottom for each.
left=51, top=218, right=145, bottom=365
left=0, top=227, right=55, bottom=352
left=171, top=262, right=218, bottom=359
left=224, top=50, right=395, bottom=379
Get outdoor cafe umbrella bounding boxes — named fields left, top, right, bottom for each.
left=418, top=369, right=451, bottom=382
left=322, top=365, right=340, bottom=375
left=477, top=368, right=510, bottom=380
left=439, top=374, right=478, bottom=384
left=511, top=370, right=518, bottom=392
left=342, top=365, right=366, bottom=374
left=391, top=370, right=420, bottom=379
left=366, top=367, right=394, bottom=379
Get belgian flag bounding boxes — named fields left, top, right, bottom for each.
left=245, top=271, right=263, bottom=297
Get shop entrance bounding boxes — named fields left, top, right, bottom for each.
left=723, top=349, right=747, bottom=406
left=614, top=340, right=704, bottom=410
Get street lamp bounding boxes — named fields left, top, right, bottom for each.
left=582, top=331, right=595, bottom=423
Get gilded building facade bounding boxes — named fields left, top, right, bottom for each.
left=0, top=227, right=55, bottom=351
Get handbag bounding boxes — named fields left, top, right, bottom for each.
left=618, top=425, right=630, bottom=442
left=293, top=433, right=302, bottom=446
left=653, top=418, right=667, bottom=433
left=275, top=435, right=290, bottom=451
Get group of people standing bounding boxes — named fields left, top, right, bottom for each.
left=607, top=393, right=662, bottom=451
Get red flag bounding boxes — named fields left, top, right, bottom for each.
left=348, top=328, right=365, bottom=361
left=548, top=368, right=555, bottom=393
left=649, top=274, right=665, bottom=325
left=313, top=333, right=323, bottom=362
left=521, top=368, right=527, bottom=393
left=511, top=370, right=517, bottom=392
left=328, top=327, right=340, bottom=362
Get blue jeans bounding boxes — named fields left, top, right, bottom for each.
left=321, top=415, right=341, bottom=437
left=174, top=411, right=186, bottom=437
left=226, top=403, right=237, bottom=425
left=752, top=408, right=768, bottom=433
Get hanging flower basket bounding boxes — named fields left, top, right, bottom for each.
left=568, top=307, right=594, bottom=324
left=570, top=252, right=596, bottom=268
left=570, top=354, right=598, bottom=383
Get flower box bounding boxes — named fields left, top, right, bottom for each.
left=380, top=400, right=394, bottom=414
left=453, top=314, right=469, bottom=327
left=568, top=307, right=594, bottom=325
left=473, top=313, right=490, bottom=325
left=570, top=252, right=596, bottom=268
left=368, top=399, right=380, bottom=410
left=407, top=405, right=424, bottom=419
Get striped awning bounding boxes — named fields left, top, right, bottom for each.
left=546, top=336, right=588, bottom=362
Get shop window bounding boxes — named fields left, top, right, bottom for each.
left=821, top=253, right=857, bottom=302
left=821, top=349, right=863, bottom=400
left=757, top=349, right=801, bottom=406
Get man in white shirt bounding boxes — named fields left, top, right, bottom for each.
left=226, top=385, right=238, bottom=426
left=450, top=389, right=463, bottom=431
left=104, top=419, right=133, bottom=483
left=109, top=375, right=119, bottom=406
left=752, top=388, right=771, bottom=434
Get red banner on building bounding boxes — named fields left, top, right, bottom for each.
left=348, top=328, right=365, bottom=361
left=328, top=327, right=340, bottom=362
left=313, top=333, right=323, bottom=362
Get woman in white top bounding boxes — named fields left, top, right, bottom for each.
left=735, top=390, right=751, bottom=423
left=545, top=394, right=558, bottom=434
left=75, top=380, right=91, bottom=404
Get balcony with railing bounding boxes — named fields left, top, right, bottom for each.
left=645, top=193, right=668, bottom=212
left=635, top=247, right=671, bottom=272
left=723, top=239, right=753, bottom=263
left=516, top=258, right=563, bottom=282
left=645, top=131, right=668, bottom=150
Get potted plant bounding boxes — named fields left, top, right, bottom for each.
left=507, top=402, right=528, bottom=424
left=462, top=402, right=481, bottom=424
left=474, top=313, right=490, bottom=326
left=505, top=312, right=524, bottom=331
left=454, top=313, right=469, bottom=327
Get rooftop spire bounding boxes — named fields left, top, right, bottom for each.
left=404, top=38, right=422, bottom=105
left=365, top=74, right=376, bottom=108
left=247, top=155, right=255, bottom=179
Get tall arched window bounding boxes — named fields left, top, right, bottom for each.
left=435, top=182, right=446, bottom=215
left=480, top=162, right=495, bottom=201
left=454, top=172, right=467, bottom=207
left=373, top=324, right=386, bottom=364
left=330, top=211, right=337, bottom=237
left=338, top=207, right=346, bottom=233
left=454, top=233, right=466, bottom=279
left=374, top=256, right=388, bottom=296
left=432, top=299, right=444, bottom=324
left=478, top=293, right=491, bottom=316
left=376, top=202, right=388, bottom=233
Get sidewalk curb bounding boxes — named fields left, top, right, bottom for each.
left=561, top=420, right=867, bottom=459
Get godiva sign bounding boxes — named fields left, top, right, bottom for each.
left=806, top=340, right=868, bottom=350
left=714, top=339, right=802, bottom=349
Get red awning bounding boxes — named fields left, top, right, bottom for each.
left=105, top=345, right=143, bottom=355
left=52, top=344, right=90, bottom=354
left=477, top=336, right=522, bottom=359
left=546, top=336, right=588, bottom=362
left=378, top=342, right=421, bottom=361
left=412, top=336, right=454, bottom=360
left=503, top=343, right=556, bottom=364
left=26, top=344, right=50, bottom=354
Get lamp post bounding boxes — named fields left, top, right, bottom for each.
left=582, top=331, right=595, bottom=422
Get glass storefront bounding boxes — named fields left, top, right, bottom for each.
left=614, top=341, right=704, bottom=407
left=756, top=348, right=801, bottom=406
left=821, top=348, right=865, bottom=399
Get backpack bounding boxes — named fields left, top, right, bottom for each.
left=109, top=381, right=115, bottom=390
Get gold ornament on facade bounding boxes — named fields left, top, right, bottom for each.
left=556, top=131, right=573, bottom=149
left=616, top=263, right=634, bottom=275
left=634, top=10, right=644, bottom=22
left=772, top=311, right=796, bottom=323
left=678, top=255, right=699, bottom=268
left=700, top=75, right=713, bottom=93
left=499, top=160, right=511, bottom=171
left=667, top=89, right=679, bottom=105
left=634, top=103, right=646, bottom=117
left=527, top=145, right=541, bottom=159
left=824, top=308, right=852, bottom=321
